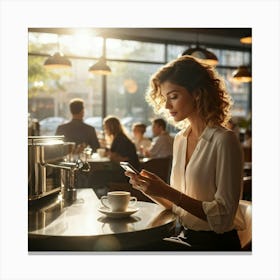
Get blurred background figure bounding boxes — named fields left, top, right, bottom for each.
left=55, top=98, right=100, bottom=154
left=227, top=118, right=240, bottom=141
left=144, top=118, right=174, bottom=158
left=242, top=129, right=252, bottom=148
left=103, top=116, right=140, bottom=171
left=28, top=113, right=40, bottom=136
left=131, top=122, right=151, bottom=157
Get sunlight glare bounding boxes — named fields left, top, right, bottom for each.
left=70, top=29, right=97, bottom=55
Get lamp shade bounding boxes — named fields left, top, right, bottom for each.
left=89, top=56, right=111, bottom=75
left=182, top=46, right=218, bottom=66
left=240, top=36, right=252, bottom=44
left=232, top=66, right=252, bottom=83
left=44, top=52, right=72, bottom=69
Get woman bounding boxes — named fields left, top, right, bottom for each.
left=103, top=116, right=140, bottom=171
left=125, top=55, right=245, bottom=251
left=131, top=122, right=151, bottom=157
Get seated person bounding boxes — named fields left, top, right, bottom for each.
left=144, top=118, right=174, bottom=158
left=242, top=129, right=252, bottom=148
left=55, top=98, right=100, bottom=153
left=227, top=118, right=240, bottom=140
left=103, top=116, right=140, bottom=171
left=131, top=122, right=151, bottom=157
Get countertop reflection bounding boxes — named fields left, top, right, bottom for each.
left=28, top=189, right=176, bottom=251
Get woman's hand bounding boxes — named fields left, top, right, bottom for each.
left=125, top=169, right=169, bottom=197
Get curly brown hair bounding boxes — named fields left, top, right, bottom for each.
left=145, top=55, right=233, bottom=128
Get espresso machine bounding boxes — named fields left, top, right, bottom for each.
left=28, top=135, right=90, bottom=202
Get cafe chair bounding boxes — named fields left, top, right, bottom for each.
left=242, top=176, right=252, bottom=201
left=140, top=156, right=173, bottom=183
left=243, top=162, right=252, bottom=177
left=238, top=200, right=252, bottom=251
left=243, top=146, right=252, bottom=163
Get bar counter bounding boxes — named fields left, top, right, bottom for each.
left=28, top=188, right=177, bottom=251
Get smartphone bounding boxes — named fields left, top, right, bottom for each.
left=120, top=161, right=140, bottom=174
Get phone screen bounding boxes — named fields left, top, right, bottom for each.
left=120, top=162, right=139, bottom=174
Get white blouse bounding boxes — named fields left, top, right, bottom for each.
left=171, top=125, right=246, bottom=233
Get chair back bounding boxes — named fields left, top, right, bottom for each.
left=238, top=200, right=252, bottom=250
left=243, top=146, right=252, bottom=162
left=140, top=156, right=173, bottom=183
left=242, top=176, right=252, bottom=201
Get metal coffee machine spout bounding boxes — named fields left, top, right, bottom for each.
left=28, top=136, right=68, bottom=201
left=28, top=136, right=91, bottom=202
left=43, top=159, right=90, bottom=204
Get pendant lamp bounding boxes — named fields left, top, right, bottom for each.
left=240, top=36, right=252, bottom=44
left=44, top=52, right=72, bottom=69
left=88, top=56, right=111, bottom=75
left=232, top=35, right=252, bottom=83
left=182, top=45, right=218, bottom=66
left=44, top=35, right=72, bottom=69
left=232, top=65, right=252, bottom=83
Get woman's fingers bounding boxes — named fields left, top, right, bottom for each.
left=128, top=174, right=149, bottom=192
left=124, top=171, right=138, bottom=178
left=125, top=170, right=162, bottom=194
left=140, top=169, right=158, bottom=179
left=125, top=171, right=150, bottom=182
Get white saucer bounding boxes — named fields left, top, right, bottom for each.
left=98, top=206, right=139, bottom=218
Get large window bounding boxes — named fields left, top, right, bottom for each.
left=28, top=29, right=252, bottom=136
left=107, top=38, right=165, bottom=62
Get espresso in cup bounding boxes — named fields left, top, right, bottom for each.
left=101, top=191, right=137, bottom=212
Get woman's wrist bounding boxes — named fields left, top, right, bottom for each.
left=165, top=186, right=183, bottom=207
left=176, top=191, right=183, bottom=207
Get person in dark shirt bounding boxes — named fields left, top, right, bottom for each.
left=55, top=98, right=100, bottom=153
left=103, top=116, right=139, bottom=170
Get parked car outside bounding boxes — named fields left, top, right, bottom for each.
left=39, top=117, right=66, bottom=136
left=84, top=116, right=102, bottom=133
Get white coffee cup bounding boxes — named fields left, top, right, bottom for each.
left=97, top=148, right=106, bottom=158
left=101, top=191, right=137, bottom=212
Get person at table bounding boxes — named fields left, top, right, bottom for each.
left=227, top=117, right=240, bottom=141
left=131, top=122, right=151, bottom=157
left=55, top=98, right=100, bottom=153
left=125, top=55, right=245, bottom=251
left=242, top=129, right=252, bottom=148
left=103, top=116, right=140, bottom=171
left=143, top=118, right=174, bottom=159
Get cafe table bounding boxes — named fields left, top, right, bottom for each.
left=86, top=152, right=113, bottom=170
left=77, top=153, right=120, bottom=188
left=28, top=188, right=177, bottom=251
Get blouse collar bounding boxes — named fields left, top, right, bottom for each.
left=182, top=125, right=218, bottom=142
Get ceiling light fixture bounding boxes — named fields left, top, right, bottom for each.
left=44, top=35, right=72, bottom=69
left=232, top=65, right=252, bottom=83
left=88, top=56, right=111, bottom=75
left=181, top=33, right=218, bottom=66
left=240, top=36, right=252, bottom=45
left=232, top=35, right=252, bottom=83
left=182, top=45, right=218, bottom=66
left=44, top=52, right=72, bottom=69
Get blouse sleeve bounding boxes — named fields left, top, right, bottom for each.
left=202, top=130, right=243, bottom=233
